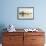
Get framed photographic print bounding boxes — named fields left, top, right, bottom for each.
left=17, top=7, right=34, bottom=20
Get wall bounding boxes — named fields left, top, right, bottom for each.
left=0, top=0, right=46, bottom=29
left=0, top=0, right=46, bottom=43
left=0, top=0, right=46, bottom=28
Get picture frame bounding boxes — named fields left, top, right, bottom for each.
left=17, top=7, right=34, bottom=20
